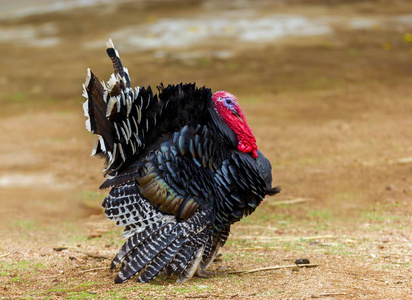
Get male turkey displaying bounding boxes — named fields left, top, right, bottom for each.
left=82, top=40, right=280, bottom=284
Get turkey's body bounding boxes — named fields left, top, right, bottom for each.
left=83, top=40, right=280, bottom=283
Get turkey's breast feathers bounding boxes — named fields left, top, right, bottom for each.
left=101, top=117, right=269, bottom=230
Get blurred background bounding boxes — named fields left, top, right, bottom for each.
left=0, top=0, right=411, bottom=298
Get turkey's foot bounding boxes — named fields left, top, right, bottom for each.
left=213, top=253, right=222, bottom=262
left=195, top=267, right=215, bottom=278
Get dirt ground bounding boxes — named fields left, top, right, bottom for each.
left=0, top=0, right=411, bottom=299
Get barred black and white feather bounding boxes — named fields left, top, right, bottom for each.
left=83, top=40, right=280, bottom=284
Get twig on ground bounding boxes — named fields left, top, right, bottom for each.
left=311, top=292, right=347, bottom=298
left=79, top=266, right=110, bottom=273
left=394, top=157, right=412, bottom=164
left=185, top=293, right=255, bottom=299
left=267, top=198, right=311, bottom=206
left=229, top=263, right=319, bottom=274
left=78, top=251, right=109, bottom=259
left=51, top=245, right=109, bottom=259
left=232, top=235, right=336, bottom=241
left=384, top=253, right=412, bottom=256
left=52, top=245, right=78, bottom=251
left=236, top=225, right=280, bottom=231
left=0, top=253, right=10, bottom=258
left=237, top=246, right=282, bottom=250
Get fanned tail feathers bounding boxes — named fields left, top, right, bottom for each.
left=106, top=39, right=131, bottom=88
left=82, top=40, right=158, bottom=174
left=83, top=40, right=212, bottom=176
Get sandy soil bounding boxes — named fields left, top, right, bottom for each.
left=0, top=1, right=411, bottom=299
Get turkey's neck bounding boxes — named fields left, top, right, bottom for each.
left=208, top=107, right=238, bottom=148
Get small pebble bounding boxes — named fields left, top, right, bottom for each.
left=295, top=258, right=310, bottom=265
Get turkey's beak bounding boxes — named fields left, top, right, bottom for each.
left=232, top=110, right=243, bottom=122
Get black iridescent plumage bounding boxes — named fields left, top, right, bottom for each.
left=83, top=40, right=280, bottom=283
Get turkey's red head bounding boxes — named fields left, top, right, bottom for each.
left=212, top=91, right=258, bottom=159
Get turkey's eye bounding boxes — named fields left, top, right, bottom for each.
left=224, top=98, right=234, bottom=108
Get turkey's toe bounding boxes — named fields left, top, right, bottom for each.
left=195, top=268, right=215, bottom=278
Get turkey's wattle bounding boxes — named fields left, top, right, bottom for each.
left=212, top=91, right=258, bottom=159
left=83, top=39, right=280, bottom=284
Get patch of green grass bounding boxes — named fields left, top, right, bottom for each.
left=11, top=91, right=27, bottom=102
left=121, top=280, right=169, bottom=294
left=222, top=250, right=258, bottom=262
left=20, top=296, right=41, bottom=300
left=42, top=280, right=105, bottom=299
left=333, top=192, right=360, bottom=201
left=305, top=209, right=333, bottom=230
left=102, top=291, right=129, bottom=300
left=0, top=262, right=11, bottom=276
left=13, top=219, right=38, bottom=231
left=74, top=281, right=101, bottom=289
left=325, top=242, right=354, bottom=256
left=33, top=262, right=46, bottom=270
left=62, top=234, right=90, bottom=245
left=67, top=291, right=99, bottom=300
left=307, top=209, right=332, bottom=220
left=364, top=211, right=401, bottom=222
left=254, top=256, right=273, bottom=263
left=174, top=284, right=212, bottom=294
left=0, top=260, right=47, bottom=287
left=78, top=191, right=105, bottom=207
left=226, top=61, right=242, bottom=71
left=276, top=241, right=307, bottom=252
left=362, top=202, right=407, bottom=229
left=241, top=209, right=291, bottom=226
left=0, top=260, right=45, bottom=274
left=10, top=277, right=23, bottom=283
left=198, top=57, right=212, bottom=67
left=378, top=262, right=410, bottom=270
left=348, top=48, right=360, bottom=57
left=307, top=76, right=338, bottom=89
left=45, top=285, right=68, bottom=294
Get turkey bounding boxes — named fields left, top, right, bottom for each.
left=82, top=39, right=280, bottom=284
